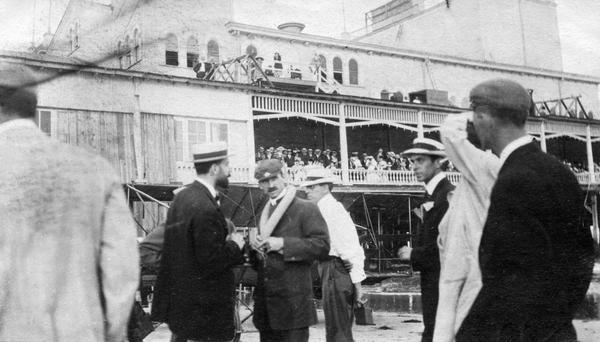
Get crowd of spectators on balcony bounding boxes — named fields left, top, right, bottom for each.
left=255, top=146, right=457, bottom=173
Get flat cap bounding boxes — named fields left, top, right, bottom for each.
left=255, top=159, right=284, bottom=181
left=469, top=78, right=531, bottom=113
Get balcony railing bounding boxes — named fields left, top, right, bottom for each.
left=174, top=163, right=599, bottom=187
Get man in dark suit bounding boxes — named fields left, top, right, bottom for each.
left=456, top=79, right=595, bottom=341
left=397, top=138, right=455, bottom=342
left=152, top=142, right=245, bottom=342
left=250, top=159, right=330, bottom=342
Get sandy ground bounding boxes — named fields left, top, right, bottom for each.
left=144, top=308, right=600, bottom=342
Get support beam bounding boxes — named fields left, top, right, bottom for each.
left=248, top=101, right=257, bottom=184
left=133, top=79, right=145, bottom=182
left=592, top=194, right=600, bottom=245
left=540, top=120, right=547, bottom=152
left=339, top=103, right=350, bottom=185
left=586, top=125, right=595, bottom=183
left=417, top=111, right=424, bottom=138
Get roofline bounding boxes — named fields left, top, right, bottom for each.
left=0, top=51, right=596, bottom=125
left=225, top=21, right=600, bottom=85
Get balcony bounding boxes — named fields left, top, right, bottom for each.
left=175, top=163, right=598, bottom=187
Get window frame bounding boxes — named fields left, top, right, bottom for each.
left=174, top=117, right=230, bottom=163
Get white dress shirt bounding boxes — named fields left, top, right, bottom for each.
left=434, top=112, right=501, bottom=341
left=317, top=193, right=366, bottom=284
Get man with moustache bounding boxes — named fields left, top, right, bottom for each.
left=456, top=79, right=595, bottom=341
left=250, top=159, right=330, bottom=342
left=152, top=142, right=246, bottom=342
left=397, top=138, right=454, bottom=342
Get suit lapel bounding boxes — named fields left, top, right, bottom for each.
left=191, top=181, right=226, bottom=225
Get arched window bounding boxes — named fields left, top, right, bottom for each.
left=349, top=58, right=358, bottom=85
left=318, top=55, right=327, bottom=70
left=117, top=41, right=123, bottom=68
left=186, top=36, right=199, bottom=67
left=246, top=45, right=257, bottom=58
left=165, top=34, right=179, bottom=66
left=124, top=35, right=131, bottom=67
left=207, top=39, right=219, bottom=62
left=133, top=28, right=140, bottom=61
left=333, top=57, right=343, bottom=84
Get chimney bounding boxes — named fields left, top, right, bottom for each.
left=277, top=22, right=306, bottom=33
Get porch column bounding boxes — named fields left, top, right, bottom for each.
left=247, top=97, right=257, bottom=184
left=339, top=103, right=350, bottom=185
left=417, top=111, right=424, bottom=138
left=133, top=79, right=145, bottom=183
left=586, top=125, right=595, bottom=183
left=540, top=120, right=547, bottom=152
left=592, top=194, right=600, bottom=245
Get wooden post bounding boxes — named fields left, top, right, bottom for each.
left=540, top=120, right=547, bottom=152
left=417, top=111, right=424, bottom=138
left=133, top=79, right=145, bottom=183
left=587, top=125, right=595, bottom=183
left=592, top=194, right=600, bottom=245
left=339, top=103, right=350, bottom=185
left=247, top=96, right=257, bottom=184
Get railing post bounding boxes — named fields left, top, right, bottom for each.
left=540, top=120, right=547, bottom=153
left=339, top=103, right=350, bottom=185
left=417, top=111, right=424, bottom=138
left=586, top=124, right=595, bottom=183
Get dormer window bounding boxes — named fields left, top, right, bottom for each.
left=165, top=34, right=179, bottom=66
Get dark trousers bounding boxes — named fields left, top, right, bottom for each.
left=170, top=333, right=226, bottom=342
left=319, top=258, right=355, bottom=342
left=420, top=273, right=439, bottom=342
left=259, top=327, right=309, bottom=342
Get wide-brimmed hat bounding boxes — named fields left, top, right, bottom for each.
left=300, top=168, right=339, bottom=187
left=192, top=142, right=232, bottom=163
left=401, top=138, right=446, bottom=158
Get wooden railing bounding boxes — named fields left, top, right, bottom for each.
left=174, top=163, right=599, bottom=187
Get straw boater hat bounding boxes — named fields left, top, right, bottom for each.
left=191, top=142, right=232, bottom=163
left=401, top=138, right=446, bottom=158
left=301, top=168, right=339, bottom=187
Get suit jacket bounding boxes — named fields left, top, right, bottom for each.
left=252, top=196, right=330, bottom=331
left=0, top=120, right=139, bottom=342
left=457, top=143, right=595, bottom=341
left=411, top=177, right=455, bottom=280
left=152, top=181, right=244, bottom=340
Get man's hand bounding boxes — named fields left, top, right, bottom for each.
left=227, top=232, right=245, bottom=250
left=354, top=283, right=367, bottom=306
left=397, top=246, right=412, bottom=261
left=258, top=237, right=284, bottom=254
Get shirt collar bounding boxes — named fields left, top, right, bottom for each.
left=0, top=119, right=38, bottom=135
left=318, top=193, right=335, bottom=206
left=269, top=187, right=288, bottom=206
left=499, top=135, right=534, bottom=167
left=425, top=172, right=446, bottom=196
left=195, top=177, right=218, bottom=199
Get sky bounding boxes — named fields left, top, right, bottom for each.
left=0, top=0, right=598, bottom=77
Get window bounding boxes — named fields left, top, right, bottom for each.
left=124, top=35, right=131, bottom=67
left=207, top=39, right=219, bottom=62
left=133, top=28, right=140, bottom=61
left=186, top=36, right=199, bottom=68
left=349, top=58, right=358, bottom=85
left=246, top=45, right=257, bottom=57
left=165, top=34, right=179, bottom=66
left=333, top=57, right=343, bottom=84
left=174, top=118, right=229, bottom=162
left=117, top=41, right=123, bottom=68
left=35, top=110, right=51, bottom=136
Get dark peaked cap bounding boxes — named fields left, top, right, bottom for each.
left=470, top=78, right=531, bottom=113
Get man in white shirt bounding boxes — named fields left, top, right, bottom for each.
left=302, top=168, right=366, bottom=342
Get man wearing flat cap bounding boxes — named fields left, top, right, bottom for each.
left=250, top=159, right=330, bottom=342
left=152, top=142, right=246, bottom=342
left=0, top=62, right=139, bottom=341
left=397, top=137, right=455, bottom=342
left=456, top=79, right=594, bottom=341
left=303, top=169, right=366, bottom=342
